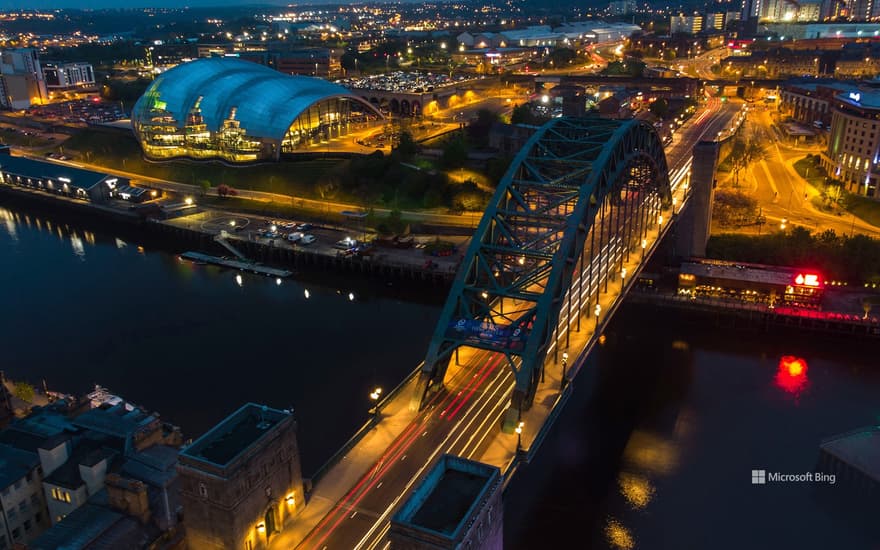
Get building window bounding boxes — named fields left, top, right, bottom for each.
left=198, top=483, right=208, bottom=498
left=23, top=520, right=31, bottom=533
left=30, top=493, right=39, bottom=506
left=34, top=512, right=42, bottom=524
left=7, top=508, right=16, bottom=520
left=18, top=500, right=27, bottom=512
left=51, top=487, right=71, bottom=503
left=10, top=528, right=19, bottom=540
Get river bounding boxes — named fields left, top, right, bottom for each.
left=1, top=199, right=877, bottom=548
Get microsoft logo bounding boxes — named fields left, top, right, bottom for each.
left=751, top=469, right=766, bottom=485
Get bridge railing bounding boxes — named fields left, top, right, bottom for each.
left=306, top=361, right=425, bottom=491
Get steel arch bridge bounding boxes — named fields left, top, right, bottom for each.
left=417, top=116, right=671, bottom=413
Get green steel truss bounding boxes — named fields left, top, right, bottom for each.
left=420, top=116, right=671, bottom=409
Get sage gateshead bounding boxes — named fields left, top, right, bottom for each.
left=131, top=57, right=383, bottom=162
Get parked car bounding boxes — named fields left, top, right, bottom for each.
left=296, top=223, right=314, bottom=232
left=264, top=231, right=280, bottom=239
left=300, top=234, right=317, bottom=245
left=287, top=231, right=304, bottom=243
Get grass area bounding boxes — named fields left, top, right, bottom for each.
left=792, top=156, right=827, bottom=189
left=56, top=128, right=345, bottom=199
left=58, top=127, right=492, bottom=213
left=794, top=154, right=880, bottom=227
left=844, top=193, right=880, bottom=227
left=0, top=128, right=54, bottom=148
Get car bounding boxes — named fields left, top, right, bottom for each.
left=300, top=234, right=316, bottom=245
left=295, top=223, right=314, bottom=232
left=334, top=237, right=358, bottom=250
left=287, top=231, right=304, bottom=243
left=264, top=231, right=280, bottom=239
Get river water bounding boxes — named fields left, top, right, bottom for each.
left=1, top=199, right=877, bottom=548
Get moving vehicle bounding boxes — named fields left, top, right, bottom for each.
left=300, top=234, right=316, bottom=245
left=287, top=231, right=304, bottom=242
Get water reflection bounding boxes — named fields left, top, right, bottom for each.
left=70, top=232, right=85, bottom=258
left=617, top=472, right=655, bottom=510
left=775, top=355, right=809, bottom=398
left=0, top=207, right=17, bottom=240
left=604, top=518, right=635, bottom=550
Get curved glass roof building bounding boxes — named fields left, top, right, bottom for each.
left=131, top=57, right=382, bottom=162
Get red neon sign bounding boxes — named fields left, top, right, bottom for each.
left=794, top=273, right=821, bottom=287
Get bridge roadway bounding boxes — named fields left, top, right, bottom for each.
left=275, top=102, right=741, bottom=550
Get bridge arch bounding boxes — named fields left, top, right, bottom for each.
left=417, top=116, right=671, bottom=415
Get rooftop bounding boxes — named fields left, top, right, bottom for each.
left=73, top=403, right=158, bottom=441
left=0, top=443, right=39, bottom=490
left=181, top=403, right=291, bottom=467
left=680, top=260, right=819, bottom=287
left=821, top=426, right=880, bottom=482
left=0, top=155, right=114, bottom=190
left=393, top=455, right=500, bottom=540
left=28, top=501, right=140, bottom=550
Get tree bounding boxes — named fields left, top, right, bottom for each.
left=649, top=99, right=669, bottom=119
left=393, top=131, right=419, bottom=161
left=13, top=382, right=34, bottom=403
left=440, top=136, right=468, bottom=169
left=198, top=179, right=211, bottom=196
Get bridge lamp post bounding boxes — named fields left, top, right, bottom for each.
left=658, top=214, right=663, bottom=228
left=621, top=267, right=627, bottom=287
left=369, top=387, right=382, bottom=419
left=515, top=421, right=524, bottom=453
left=594, top=303, right=601, bottom=330
left=561, top=352, right=568, bottom=390
left=641, top=238, right=647, bottom=261
left=672, top=197, right=678, bottom=216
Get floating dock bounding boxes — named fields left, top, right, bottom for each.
left=180, top=251, right=293, bottom=278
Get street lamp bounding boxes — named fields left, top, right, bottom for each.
left=594, top=303, right=601, bottom=330
left=561, top=352, right=568, bottom=390
left=780, top=218, right=787, bottom=230
left=621, top=267, right=627, bottom=286
left=515, top=421, right=524, bottom=452
left=672, top=197, right=678, bottom=215
left=658, top=214, right=663, bottom=227
left=369, top=387, right=382, bottom=419
left=641, top=238, right=647, bottom=261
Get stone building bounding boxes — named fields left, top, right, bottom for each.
left=389, top=455, right=503, bottom=550
left=177, top=403, right=304, bottom=550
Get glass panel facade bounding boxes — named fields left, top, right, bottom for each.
left=131, top=57, right=382, bottom=162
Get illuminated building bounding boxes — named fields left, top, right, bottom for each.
left=823, top=87, right=880, bottom=197
left=677, top=259, right=825, bottom=308
left=177, top=403, right=304, bottom=550
left=670, top=14, right=704, bottom=34
left=41, top=62, right=95, bottom=91
left=131, top=57, right=382, bottom=162
left=0, top=48, right=47, bottom=109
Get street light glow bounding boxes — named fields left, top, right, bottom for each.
left=370, top=387, right=383, bottom=401
left=184, top=197, right=194, bottom=205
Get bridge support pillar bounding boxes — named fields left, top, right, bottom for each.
left=675, top=140, right=719, bottom=258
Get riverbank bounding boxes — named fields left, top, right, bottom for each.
left=0, top=182, right=462, bottom=287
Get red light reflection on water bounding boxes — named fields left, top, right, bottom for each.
left=775, top=356, right=809, bottom=397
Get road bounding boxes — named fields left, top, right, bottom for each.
left=284, top=101, right=738, bottom=550
left=729, top=106, right=880, bottom=238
